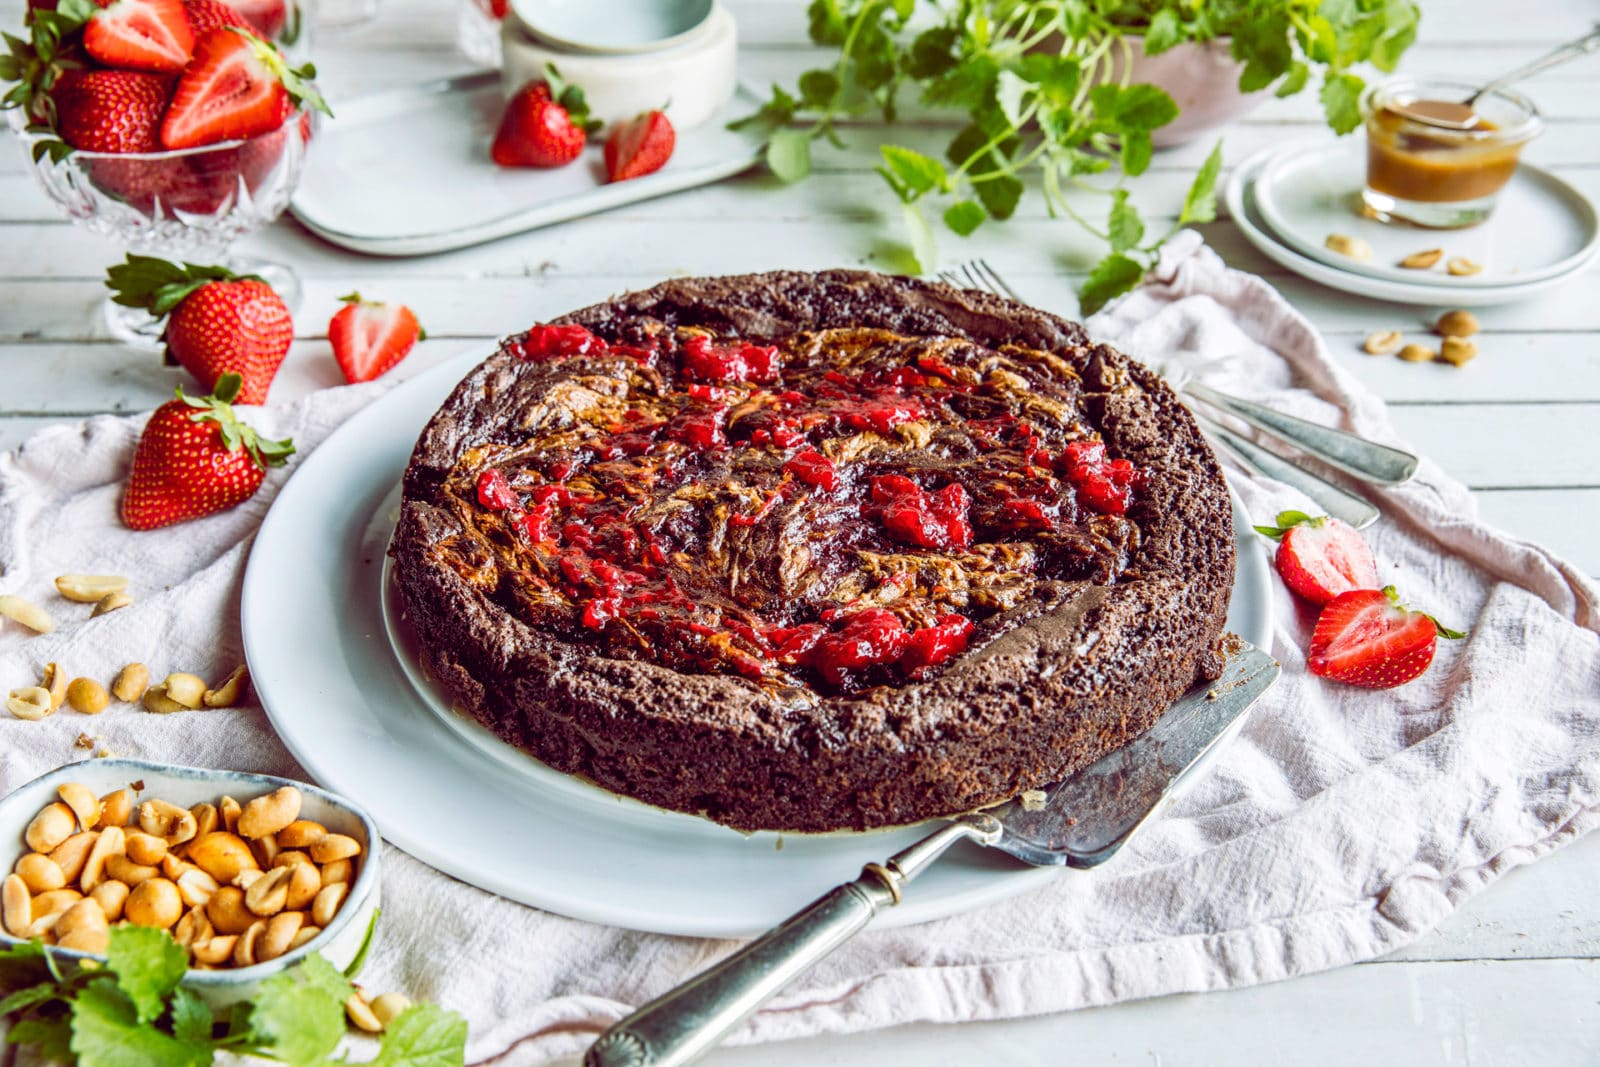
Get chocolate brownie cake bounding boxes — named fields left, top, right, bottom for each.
left=392, top=270, right=1234, bottom=832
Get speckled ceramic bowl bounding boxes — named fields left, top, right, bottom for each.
left=0, top=760, right=381, bottom=1010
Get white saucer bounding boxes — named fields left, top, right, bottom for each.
left=1226, top=147, right=1597, bottom=306
left=290, top=71, right=761, bottom=257
left=241, top=350, right=1273, bottom=936
left=1254, top=140, right=1599, bottom=287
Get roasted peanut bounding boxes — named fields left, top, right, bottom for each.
left=111, top=665, right=149, bottom=703
left=250, top=834, right=281, bottom=868
left=1324, top=233, right=1372, bottom=260
left=192, top=935, right=237, bottom=965
left=91, top=591, right=133, bottom=618
left=54, top=574, right=128, bottom=603
left=15, top=853, right=66, bottom=893
left=233, top=920, right=266, bottom=967
left=239, top=787, right=302, bottom=840
left=1435, top=309, right=1480, bottom=338
left=99, top=788, right=133, bottom=828
left=1439, top=336, right=1479, bottom=367
left=160, top=854, right=196, bottom=881
left=125, top=878, right=182, bottom=929
left=219, top=797, right=242, bottom=835
left=273, top=850, right=312, bottom=869
left=2, top=874, right=30, bottom=937
left=138, top=799, right=198, bottom=846
left=162, top=673, right=207, bottom=710
left=191, top=802, right=219, bottom=839
left=1397, top=343, right=1436, bottom=363
left=141, top=685, right=189, bottom=714
left=124, top=832, right=168, bottom=867
left=41, top=663, right=68, bottom=710
left=245, top=866, right=291, bottom=917
left=49, top=831, right=97, bottom=883
left=233, top=868, right=264, bottom=891
left=284, top=862, right=320, bottom=912
left=1446, top=256, right=1484, bottom=276
left=276, top=820, right=327, bottom=849
left=173, top=906, right=209, bottom=948
left=311, top=881, right=349, bottom=927
left=1362, top=330, right=1404, bottom=355
left=258, top=911, right=303, bottom=962
left=345, top=992, right=383, bottom=1033
left=370, top=992, right=412, bottom=1027
left=288, top=924, right=322, bottom=951
left=66, top=678, right=110, bottom=715
left=7, top=686, right=54, bottom=721
left=0, top=594, right=54, bottom=634
left=91, top=879, right=129, bottom=922
left=32, top=888, right=84, bottom=919
left=203, top=665, right=249, bottom=708
left=106, top=853, right=160, bottom=887
left=80, top=826, right=123, bottom=893
left=319, top=858, right=353, bottom=886
left=26, top=802, right=77, bottom=853
left=54, top=898, right=107, bottom=939
left=1398, top=248, right=1443, bottom=270
left=206, top=886, right=256, bottom=935
left=58, top=783, right=101, bottom=830
left=57, top=926, right=110, bottom=954
left=308, top=834, right=359, bottom=864
left=188, top=832, right=258, bottom=884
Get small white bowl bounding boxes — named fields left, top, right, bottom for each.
left=0, top=760, right=381, bottom=1011
left=509, top=0, right=712, bottom=54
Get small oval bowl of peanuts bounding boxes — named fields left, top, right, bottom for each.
left=0, top=759, right=380, bottom=1010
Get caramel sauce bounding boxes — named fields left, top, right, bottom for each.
left=1366, top=98, right=1522, bottom=203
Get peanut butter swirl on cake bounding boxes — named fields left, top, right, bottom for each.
left=393, top=270, right=1235, bottom=832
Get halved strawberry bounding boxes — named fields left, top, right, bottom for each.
left=329, top=292, right=424, bottom=383
left=84, top=0, right=194, bottom=73
left=1254, top=509, right=1380, bottom=606
left=1307, top=586, right=1465, bottom=689
left=159, top=26, right=327, bottom=149
left=230, top=0, right=287, bottom=38
left=181, top=0, right=247, bottom=35
left=604, top=108, right=674, bottom=182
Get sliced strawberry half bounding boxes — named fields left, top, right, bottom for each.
left=229, top=0, right=287, bottom=37
left=604, top=108, right=674, bottom=182
left=1254, top=509, right=1379, bottom=606
left=1307, top=586, right=1465, bottom=690
left=159, top=26, right=327, bottom=149
left=329, top=292, right=424, bottom=383
left=84, top=0, right=195, bottom=73
left=181, top=0, right=248, bottom=35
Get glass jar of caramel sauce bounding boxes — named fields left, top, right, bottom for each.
left=1360, top=78, right=1542, bottom=228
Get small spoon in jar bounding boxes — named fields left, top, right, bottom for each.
left=1390, top=25, right=1600, bottom=131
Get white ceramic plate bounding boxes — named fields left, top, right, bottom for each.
left=289, top=72, right=762, bottom=257
left=242, top=349, right=1273, bottom=937
left=509, top=0, right=713, bottom=54
left=1254, top=139, right=1599, bottom=287
left=1226, top=147, right=1595, bottom=306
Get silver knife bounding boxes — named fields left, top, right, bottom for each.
left=585, top=642, right=1281, bottom=1067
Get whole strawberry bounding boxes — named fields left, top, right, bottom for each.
left=604, top=108, right=674, bottom=182
left=1307, top=586, right=1464, bottom=689
left=53, top=69, right=171, bottom=152
left=329, top=291, right=424, bottom=384
left=122, top=372, right=294, bottom=530
left=106, top=254, right=293, bottom=404
left=492, top=65, right=599, bottom=168
left=1253, top=509, right=1379, bottom=606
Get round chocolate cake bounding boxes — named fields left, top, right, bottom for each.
left=392, top=270, right=1234, bottom=832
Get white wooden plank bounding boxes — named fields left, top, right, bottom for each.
left=1474, top=489, right=1600, bottom=580
left=1386, top=403, right=1600, bottom=489
left=1326, top=334, right=1600, bottom=403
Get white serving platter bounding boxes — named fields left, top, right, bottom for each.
left=289, top=71, right=763, bottom=256
left=241, top=349, right=1273, bottom=937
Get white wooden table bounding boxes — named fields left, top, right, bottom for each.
left=3, top=0, right=1598, bottom=1062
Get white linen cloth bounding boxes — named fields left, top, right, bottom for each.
left=2, top=233, right=1598, bottom=1064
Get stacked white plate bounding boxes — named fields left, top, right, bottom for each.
left=1226, top=140, right=1599, bottom=306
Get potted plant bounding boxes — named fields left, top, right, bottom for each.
left=736, top=0, right=1421, bottom=311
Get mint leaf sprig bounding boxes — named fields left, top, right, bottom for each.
left=739, top=0, right=1419, bottom=312
left=1, top=926, right=468, bottom=1067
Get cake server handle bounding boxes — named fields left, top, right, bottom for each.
left=583, top=816, right=1002, bottom=1067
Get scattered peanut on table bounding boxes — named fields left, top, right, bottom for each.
left=4, top=783, right=363, bottom=970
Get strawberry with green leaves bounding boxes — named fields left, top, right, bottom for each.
left=160, top=26, right=326, bottom=149
left=122, top=372, right=294, bottom=529
left=492, top=64, right=599, bottom=168
left=329, top=291, right=424, bottom=384
left=107, top=254, right=293, bottom=404
left=1307, top=586, right=1465, bottom=689
left=0, top=0, right=97, bottom=160
left=1254, top=509, right=1380, bottom=606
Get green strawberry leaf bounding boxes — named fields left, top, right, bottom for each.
left=1252, top=509, right=1323, bottom=540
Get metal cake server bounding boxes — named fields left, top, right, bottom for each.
left=585, top=643, right=1280, bottom=1067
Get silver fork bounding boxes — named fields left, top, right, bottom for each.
left=937, top=260, right=1419, bottom=529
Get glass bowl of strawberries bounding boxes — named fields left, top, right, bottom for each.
left=2, top=0, right=326, bottom=346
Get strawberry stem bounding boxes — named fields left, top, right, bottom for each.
left=228, top=27, right=331, bottom=118
left=106, top=254, right=265, bottom=317
left=178, top=373, right=295, bottom=470
left=1251, top=509, right=1324, bottom=542
left=1381, top=584, right=1467, bottom=640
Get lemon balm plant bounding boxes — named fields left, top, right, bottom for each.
left=737, top=0, right=1420, bottom=311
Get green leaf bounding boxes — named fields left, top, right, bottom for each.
left=344, top=908, right=381, bottom=979
left=1179, top=140, right=1224, bottom=224
left=973, top=173, right=1022, bottom=220
left=105, top=926, right=187, bottom=1026
left=878, top=144, right=948, bottom=200
left=1120, top=129, right=1152, bottom=176
left=368, top=1003, right=469, bottom=1067
left=1320, top=71, right=1366, bottom=135
left=806, top=0, right=846, bottom=45
left=1436, top=622, right=1467, bottom=640
left=69, top=979, right=212, bottom=1067
left=994, top=69, right=1031, bottom=128
left=1113, top=84, right=1178, bottom=131
left=921, top=54, right=999, bottom=110
left=6, top=1016, right=75, bottom=1062
left=1078, top=253, right=1145, bottom=316
left=0, top=980, right=61, bottom=1016
left=167, top=985, right=214, bottom=1046
left=765, top=128, right=812, bottom=183
left=901, top=201, right=937, bottom=271
left=1143, top=9, right=1183, bottom=54
left=907, top=25, right=959, bottom=79
left=1252, top=509, right=1321, bottom=540
left=1275, top=60, right=1310, bottom=98
left=942, top=199, right=986, bottom=236
left=247, top=958, right=350, bottom=1066
left=797, top=68, right=838, bottom=108
left=1106, top=190, right=1144, bottom=253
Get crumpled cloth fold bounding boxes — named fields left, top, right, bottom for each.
left=2, top=233, right=1597, bottom=1065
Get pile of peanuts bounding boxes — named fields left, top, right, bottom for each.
left=2, top=781, right=362, bottom=971
left=1362, top=309, right=1481, bottom=368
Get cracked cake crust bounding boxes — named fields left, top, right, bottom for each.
left=392, top=269, right=1235, bottom=832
